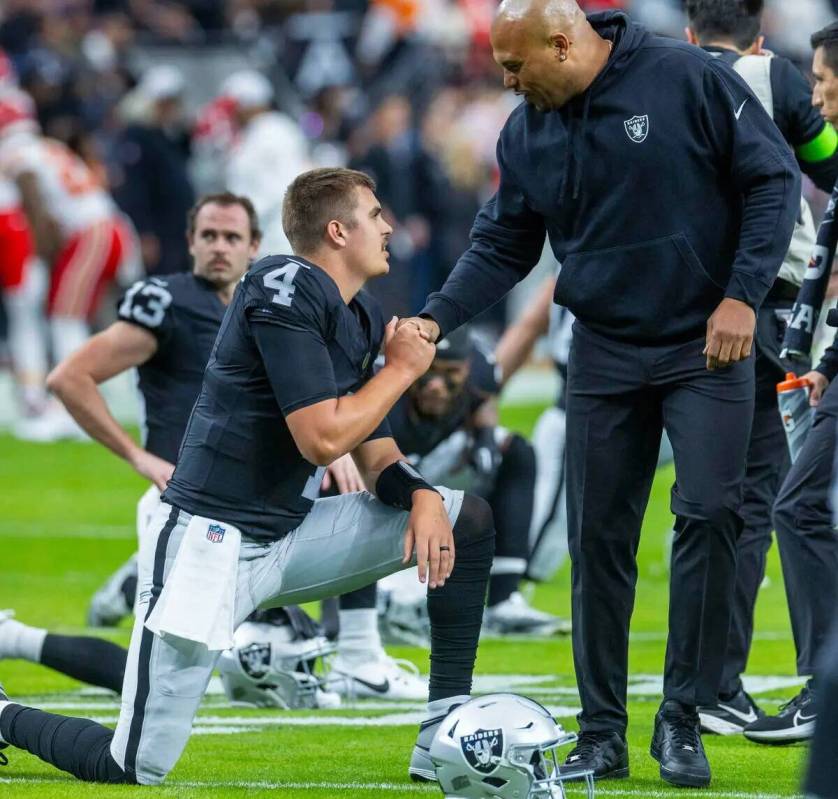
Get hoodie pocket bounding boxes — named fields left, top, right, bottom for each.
left=554, top=233, right=723, bottom=341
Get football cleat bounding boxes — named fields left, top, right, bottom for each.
left=430, top=693, right=595, bottom=797
left=410, top=712, right=446, bottom=783
left=0, top=610, right=26, bottom=661
left=327, top=651, right=428, bottom=701
left=218, top=611, right=340, bottom=710
left=699, top=689, right=764, bottom=735
left=409, top=699, right=466, bottom=783
left=483, top=592, right=571, bottom=636
left=650, top=700, right=711, bottom=788
left=86, top=555, right=138, bottom=627
left=743, top=682, right=816, bottom=744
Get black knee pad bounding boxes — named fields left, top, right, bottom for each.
left=453, top=494, right=495, bottom=552
left=500, top=434, right=536, bottom=475
left=339, top=582, right=378, bottom=610
left=76, top=725, right=135, bottom=784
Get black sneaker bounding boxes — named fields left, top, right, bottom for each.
left=699, top=689, right=765, bottom=735
left=562, top=730, right=629, bottom=780
left=743, top=682, right=816, bottom=744
left=0, top=682, right=9, bottom=767
left=651, top=700, right=711, bottom=788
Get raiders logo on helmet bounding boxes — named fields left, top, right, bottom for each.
left=461, top=728, right=503, bottom=774
left=238, top=642, right=271, bottom=679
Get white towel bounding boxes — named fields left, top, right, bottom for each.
left=145, top=514, right=241, bottom=651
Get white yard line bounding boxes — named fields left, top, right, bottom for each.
left=589, top=791, right=802, bottom=799
left=76, top=708, right=584, bottom=728
left=0, top=776, right=438, bottom=791
left=0, top=776, right=803, bottom=797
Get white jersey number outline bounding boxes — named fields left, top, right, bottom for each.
left=118, top=280, right=173, bottom=328
left=263, top=263, right=301, bottom=307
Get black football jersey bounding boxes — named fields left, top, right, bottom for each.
left=163, top=255, right=388, bottom=540
left=117, top=273, right=227, bottom=463
left=706, top=47, right=838, bottom=192
left=388, top=341, right=499, bottom=460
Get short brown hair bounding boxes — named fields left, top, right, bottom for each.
left=187, top=192, right=262, bottom=242
left=282, top=167, right=376, bottom=254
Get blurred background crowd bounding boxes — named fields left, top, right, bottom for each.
left=0, top=0, right=837, bottom=413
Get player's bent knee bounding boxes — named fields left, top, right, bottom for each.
left=453, top=494, right=495, bottom=551
left=502, top=433, right=535, bottom=473
left=74, top=725, right=136, bottom=784
left=100, top=753, right=137, bottom=785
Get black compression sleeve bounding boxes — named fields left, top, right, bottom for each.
left=375, top=461, right=439, bottom=510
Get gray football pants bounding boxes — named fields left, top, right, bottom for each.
left=566, top=323, right=753, bottom=734
left=110, top=488, right=464, bottom=785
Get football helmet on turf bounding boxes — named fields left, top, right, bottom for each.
left=430, top=693, right=594, bottom=798
left=218, top=607, right=340, bottom=709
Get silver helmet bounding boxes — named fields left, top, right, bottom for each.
left=429, top=693, right=594, bottom=798
left=218, top=617, right=340, bottom=710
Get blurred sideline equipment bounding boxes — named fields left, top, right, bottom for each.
left=218, top=607, right=340, bottom=710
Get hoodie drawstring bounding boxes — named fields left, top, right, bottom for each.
left=563, top=103, right=575, bottom=200
left=563, top=83, right=594, bottom=201
left=573, top=89, right=593, bottom=200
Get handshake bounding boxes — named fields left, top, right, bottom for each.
left=383, top=316, right=442, bottom=381
left=396, top=316, right=441, bottom=342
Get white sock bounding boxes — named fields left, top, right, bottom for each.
left=6, top=259, right=49, bottom=400
left=49, top=316, right=90, bottom=364
left=0, top=617, right=47, bottom=662
left=426, top=694, right=469, bottom=720
left=337, top=609, right=383, bottom=663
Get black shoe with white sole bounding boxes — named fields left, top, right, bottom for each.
left=562, top=730, right=629, bottom=780
left=699, top=689, right=765, bottom=735
left=650, top=700, right=711, bottom=788
left=743, top=682, right=816, bottom=745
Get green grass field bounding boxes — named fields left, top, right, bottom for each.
left=0, top=404, right=811, bottom=798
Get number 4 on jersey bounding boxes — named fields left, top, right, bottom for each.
left=263, top=262, right=301, bottom=307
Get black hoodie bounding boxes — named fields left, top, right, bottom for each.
left=421, top=12, right=801, bottom=345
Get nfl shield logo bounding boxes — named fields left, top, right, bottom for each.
left=624, top=114, right=649, bottom=143
left=461, top=728, right=504, bottom=774
left=206, top=523, right=226, bottom=543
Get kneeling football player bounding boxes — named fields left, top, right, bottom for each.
left=0, top=167, right=494, bottom=785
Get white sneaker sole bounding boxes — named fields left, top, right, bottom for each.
left=698, top=713, right=747, bottom=736
left=326, top=674, right=427, bottom=702
left=743, top=721, right=815, bottom=744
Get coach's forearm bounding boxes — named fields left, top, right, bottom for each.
left=290, top=364, right=415, bottom=466
left=47, top=369, right=143, bottom=465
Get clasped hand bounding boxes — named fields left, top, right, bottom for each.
left=704, top=298, right=755, bottom=370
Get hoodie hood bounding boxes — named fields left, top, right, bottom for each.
left=561, top=12, right=650, bottom=199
